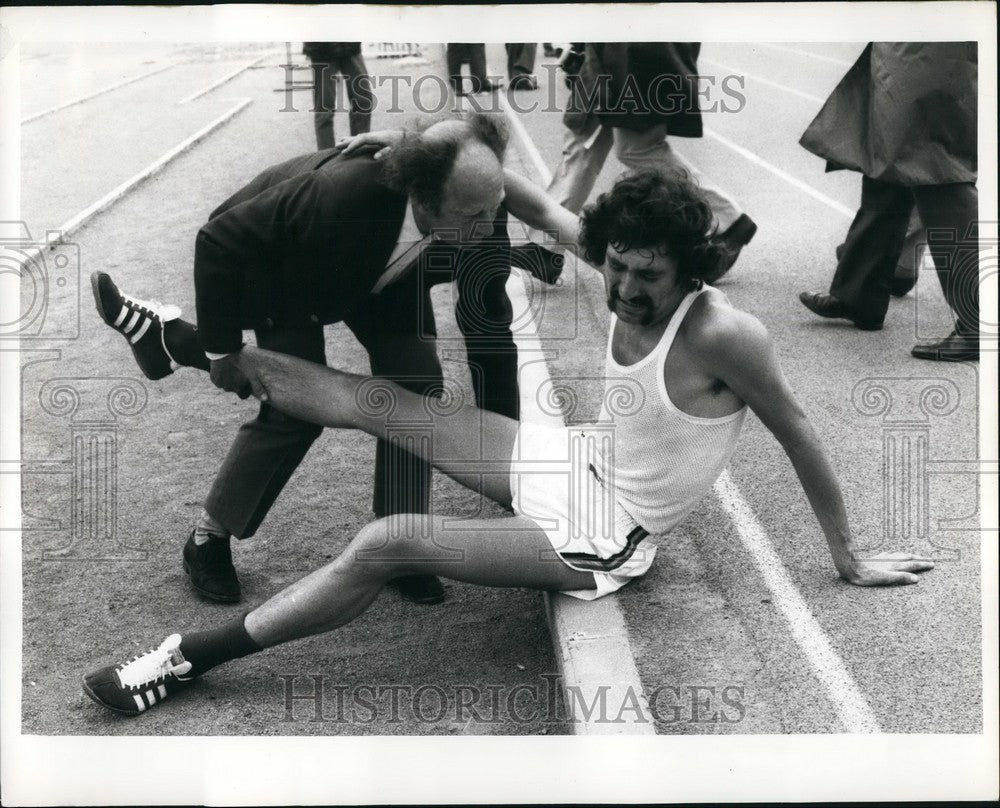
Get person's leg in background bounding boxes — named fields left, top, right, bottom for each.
left=612, top=124, right=742, bottom=232
left=339, top=51, right=374, bottom=136
left=345, top=278, right=448, bottom=604
left=545, top=120, right=613, bottom=214
left=193, top=326, right=328, bottom=602
left=800, top=175, right=912, bottom=330
left=911, top=181, right=980, bottom=360
left=309, top=59, right=337, bottom=150
left=611, top=124, right=755, bottom=280
left=446, top=43, right=468, bottom=95
left=466, top=44, right=496, bottom=94
left=891, top=209, right=924, bottom=297
left=505, top=43, right=538, bottom=90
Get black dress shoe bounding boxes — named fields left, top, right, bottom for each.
left=510, top=243, right=565, bottom=285
left=798, top=292, right=883, bottom=331
left=182, top=531, right=241, bottom=603
left=704, top=214, right=758, bottom=283
left=387, top=574, right=446, bottom=605
left=911, top=331, right=979, bottom=362
left=508, top=73, right=539, bottom=91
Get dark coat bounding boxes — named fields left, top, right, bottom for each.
left=302, top=42, right=362, bottom=62
left=564, top=42, right=703, bottom=137
left=799, top=42, right=977, bottom=186
left=193, top=148, right=515, bottom=377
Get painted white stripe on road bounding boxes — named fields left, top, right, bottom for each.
left=497, top=92, right=553, bottom=185
left=758, top=43, right=854, bottom=68
left=503, top=90, right=882, bottom=733
left=700, top=57, right=826, bottom=105
left=713, top=470, right=883, bottom=733
left=179, top=51, right=277, bottom=104
left=21, top=62, right=178, bottom=124
left=24, top=98, right=252, bottom=262
left=500, top=88, right=656, bottom=735
left=703, top=126, right=855, bottom=220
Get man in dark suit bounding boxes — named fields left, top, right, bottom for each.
left=92, top=113, right=522, bottom=606
left=798, top=42, right=979, bottom=360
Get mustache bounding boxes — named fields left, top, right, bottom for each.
left=608, top=290, right=653, bottom=309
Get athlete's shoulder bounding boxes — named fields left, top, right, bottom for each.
left=684, top=286, right=771, bottom=363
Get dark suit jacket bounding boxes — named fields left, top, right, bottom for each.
left=799, top=42, right=977, bottom=186
left=564, top=42, right=703, bottom=137
left=193, top=147, right=519, bottom=416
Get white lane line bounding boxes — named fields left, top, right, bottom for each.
left=713, top=470, right=883, bottom=733
left=179, top=51, right=276, bottom=104
left=758, top=43, right=854, bottom=68
left=498, top=92, right=553, bottom=184
left=700, top=57, right=826, bottom=105
left=703, top=126, right=855, bottom=220
left=23, top=98, right=252, bottom=260
left=499, top=89, right=656, bottom=734
left=502, top=89, right=881, bottom=733
left=21, top=62, right=178, bottom=124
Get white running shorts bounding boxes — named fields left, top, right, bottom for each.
left=508, top=421, right=657, bottom=600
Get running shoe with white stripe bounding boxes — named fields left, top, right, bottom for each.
left=82, top=634, right=194, bottom=716
left=91, top=271, right=181, bottom=380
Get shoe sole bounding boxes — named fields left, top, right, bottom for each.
left=800, top=296, right=882, bottom=331
left=80, top=676, right=141, bottom=716
left=182, top=559, right=242, bottom=604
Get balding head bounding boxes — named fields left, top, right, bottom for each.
left=381, top=112, right=509, bottom=243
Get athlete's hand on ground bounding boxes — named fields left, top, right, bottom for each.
left=336, top=129, right=404, bottom=160
left=841, top=552, right=935, bottom=586
left=210, top=354, right=253, bottom=399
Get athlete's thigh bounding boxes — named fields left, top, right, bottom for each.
left=367, top=514, right=597, bottom=593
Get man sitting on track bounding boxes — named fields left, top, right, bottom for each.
left=83, top=168, right=932, bottom=716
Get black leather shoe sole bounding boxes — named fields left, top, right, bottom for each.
left=387, top=574, right=446, bottom=605
left=183, top=558, right=242, bottom=603
left=798, top=292, right=883, bottom=331
left=911, top=339, right=979, bottom=362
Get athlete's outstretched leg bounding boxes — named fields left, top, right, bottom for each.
left=82, top=515, right=595, bottom=714
left=234, top=345, right=519, bottom=507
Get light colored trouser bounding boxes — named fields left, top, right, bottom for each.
left=547, top=122, right=743, bottom=231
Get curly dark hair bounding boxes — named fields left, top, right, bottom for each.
left=579, top=169, right=727, bottom=286
left=381, top=111, right=509, bottom=214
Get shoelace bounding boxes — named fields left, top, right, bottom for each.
left=120, top=292, right=181, bottom=323
left=116, top=641, right=189, bottom=688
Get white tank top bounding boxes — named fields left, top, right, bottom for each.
left=592, top=286, right=747, bottom=535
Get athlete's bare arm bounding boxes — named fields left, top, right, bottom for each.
left=501, top=169, right=581, bottom=255
left=693, top=306, right=934, bottom=586
left=338, top=130, right=583, bottom=256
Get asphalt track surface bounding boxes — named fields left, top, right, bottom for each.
left=14, top=41, right=985, bottom=737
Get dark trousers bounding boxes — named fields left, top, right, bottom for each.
left=176, top=278, right=446, bottom=538
left=831, top=176, right=979, bottom=334
left=309, top=53, right=374, bottom=149
left=505, top=43, right=537, bottom=78
left=446, top=44, right=491, bottom=94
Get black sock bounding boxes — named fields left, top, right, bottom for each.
left=163, top=319, right=211, bottom=371
left=179, top=613, right=263, bottom=677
